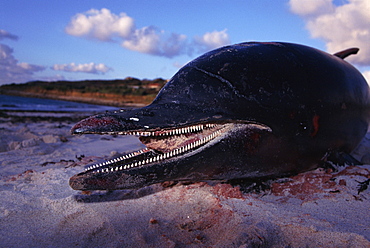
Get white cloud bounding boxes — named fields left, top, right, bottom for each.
left=65, top=8, right=134, bottom=41
left=289, top=0, right=334, bottom=17
left=52, top=62, right=112, bottom=74
left=0, top=43, right=45, bottom=84
left=194, top=29, right=231, bottom=53
left=66, top=8, right=230, bottom=58
left=363, top=71, right=370, bottom=85
left=289, top=0, right=370, bottom=66
left=0, top=29, right=19, bottom=41
left=121, top=26, right=161, bottom=54
left=122, top=26, right=187, bottom=58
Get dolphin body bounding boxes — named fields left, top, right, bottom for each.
left=70, top=42, right=370, bottom=191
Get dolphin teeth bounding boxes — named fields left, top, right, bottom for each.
left=86, top=124, right=230, bottom=173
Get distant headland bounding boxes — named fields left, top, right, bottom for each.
left=0, top=77, right=168, bottom=107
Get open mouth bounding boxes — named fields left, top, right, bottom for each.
left=81, top=123, right=235, bottom=174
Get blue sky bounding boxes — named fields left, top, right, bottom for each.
left=0, top=0, right=369, bottom=85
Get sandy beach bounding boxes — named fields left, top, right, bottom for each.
left=0, top=111, right=369, bottom=247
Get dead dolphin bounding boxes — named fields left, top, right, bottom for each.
left=70, top=42, right=370, bottom=191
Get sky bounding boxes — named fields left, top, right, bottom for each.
left=0, top=0, right=369, bottom=85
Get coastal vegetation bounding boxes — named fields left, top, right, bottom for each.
left=0, top=77, right=167, bottom=106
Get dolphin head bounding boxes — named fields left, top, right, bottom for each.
left=70, top=42, right=370, bottom=190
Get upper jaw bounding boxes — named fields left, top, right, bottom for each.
left=70, top=103, right=234, bottom=135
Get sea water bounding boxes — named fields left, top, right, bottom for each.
left=0, top=94, right=118, bottom=112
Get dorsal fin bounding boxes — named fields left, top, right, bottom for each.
left=334, top=48, right=359, bottom=59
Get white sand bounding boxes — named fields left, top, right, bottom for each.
left=0, top=117, right=369, bottom=247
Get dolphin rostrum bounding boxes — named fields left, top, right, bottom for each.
left=70, top=42, right=370, bottom=191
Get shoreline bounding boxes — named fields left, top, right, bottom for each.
left=0, top=91, right=147, bottom=108
left=0, top=77, right=167, bottom=108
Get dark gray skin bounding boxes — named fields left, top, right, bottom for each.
left=70, top=42, right=370, bottom=191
